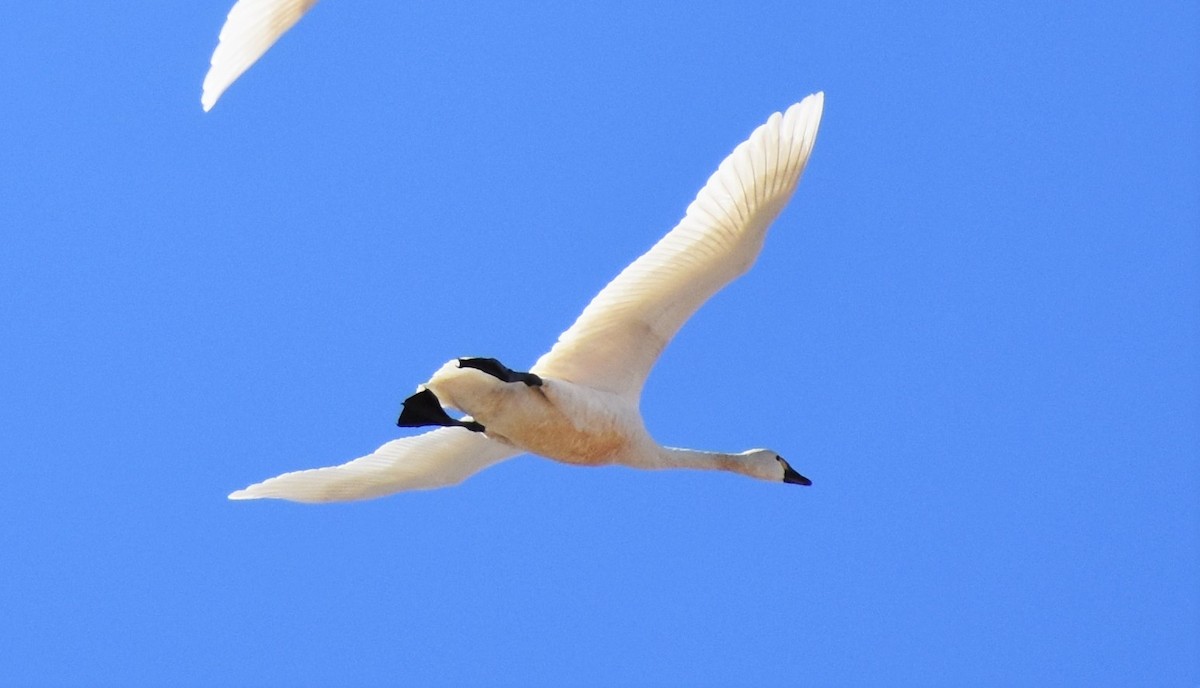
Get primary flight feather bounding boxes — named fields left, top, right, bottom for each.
left=231, top=93, right=825, bottom=503
left=201, top=0, right=319, bottom=111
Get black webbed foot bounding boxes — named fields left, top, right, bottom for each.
left=457, top=357, right=543, bottom=387
left=397, top=388, right=485, bottom=433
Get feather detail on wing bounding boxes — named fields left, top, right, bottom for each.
left=228, top=427, right=518, bottom=503
left=531, top=93, right=824, bottom=398
left=202, top=0, right=319, bottom=111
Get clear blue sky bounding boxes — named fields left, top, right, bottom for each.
left=1, top=2, right=1197, bottom=685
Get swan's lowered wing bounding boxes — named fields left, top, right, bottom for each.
left=202, top=0, right=318, bottom=111
left=229, top=427, right=518, bottom=503
left=532, top=93, right=824, bottom=398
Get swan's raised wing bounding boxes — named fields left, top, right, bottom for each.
left=531, top=93, right=824, bottom=399
left=229, top=427, right=518, bottom=503
left=201, top=0, right=319, bottom=111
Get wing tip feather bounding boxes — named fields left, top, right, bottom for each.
left=199, top=0, right=320, bottom=111
left=228, top=487, right=258, bottom=500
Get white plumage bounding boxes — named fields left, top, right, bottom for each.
left=201, top=0, right=318, bottom=111
left=230, top=93, right=825, bottom=503
left=230, top=428, right=517, bottom=502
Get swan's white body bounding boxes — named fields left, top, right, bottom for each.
left=230, top=93, right=825, bottom=503
left=202, top=0, right=319, bottom=111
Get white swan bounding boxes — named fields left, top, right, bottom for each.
left=201, top=0, right=319, bottom=111
left=230, top=93, right=825, bottom=503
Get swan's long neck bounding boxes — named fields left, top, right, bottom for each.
left=652, top=446, right=776, bottom=481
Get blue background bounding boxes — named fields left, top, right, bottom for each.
left=1, top=2, right=1197, bottom=685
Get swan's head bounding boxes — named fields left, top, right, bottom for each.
left=741, top=449, right=812, bottom=485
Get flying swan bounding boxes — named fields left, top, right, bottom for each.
left=230, top=92, right=825, bottom=503
left=201, top=0, right=319, bottom=111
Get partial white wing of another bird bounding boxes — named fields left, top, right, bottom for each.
left=531, top=93, right=825, bottom=399
left=229, top=427, right=518, bottom=503
left=201, top=0, right=319, bottom=111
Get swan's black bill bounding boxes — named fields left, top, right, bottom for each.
left=457, top=357, right=543, bottom=387
left=397, top=388, right=485, bottom=433
left=778, top=457, right=812, bottom=486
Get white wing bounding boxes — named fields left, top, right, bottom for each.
left=531, top=93, right=825, bottom=399
left=201, top=0, right=319, bottom=111
left=228, top=427, right=518, bottom=503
